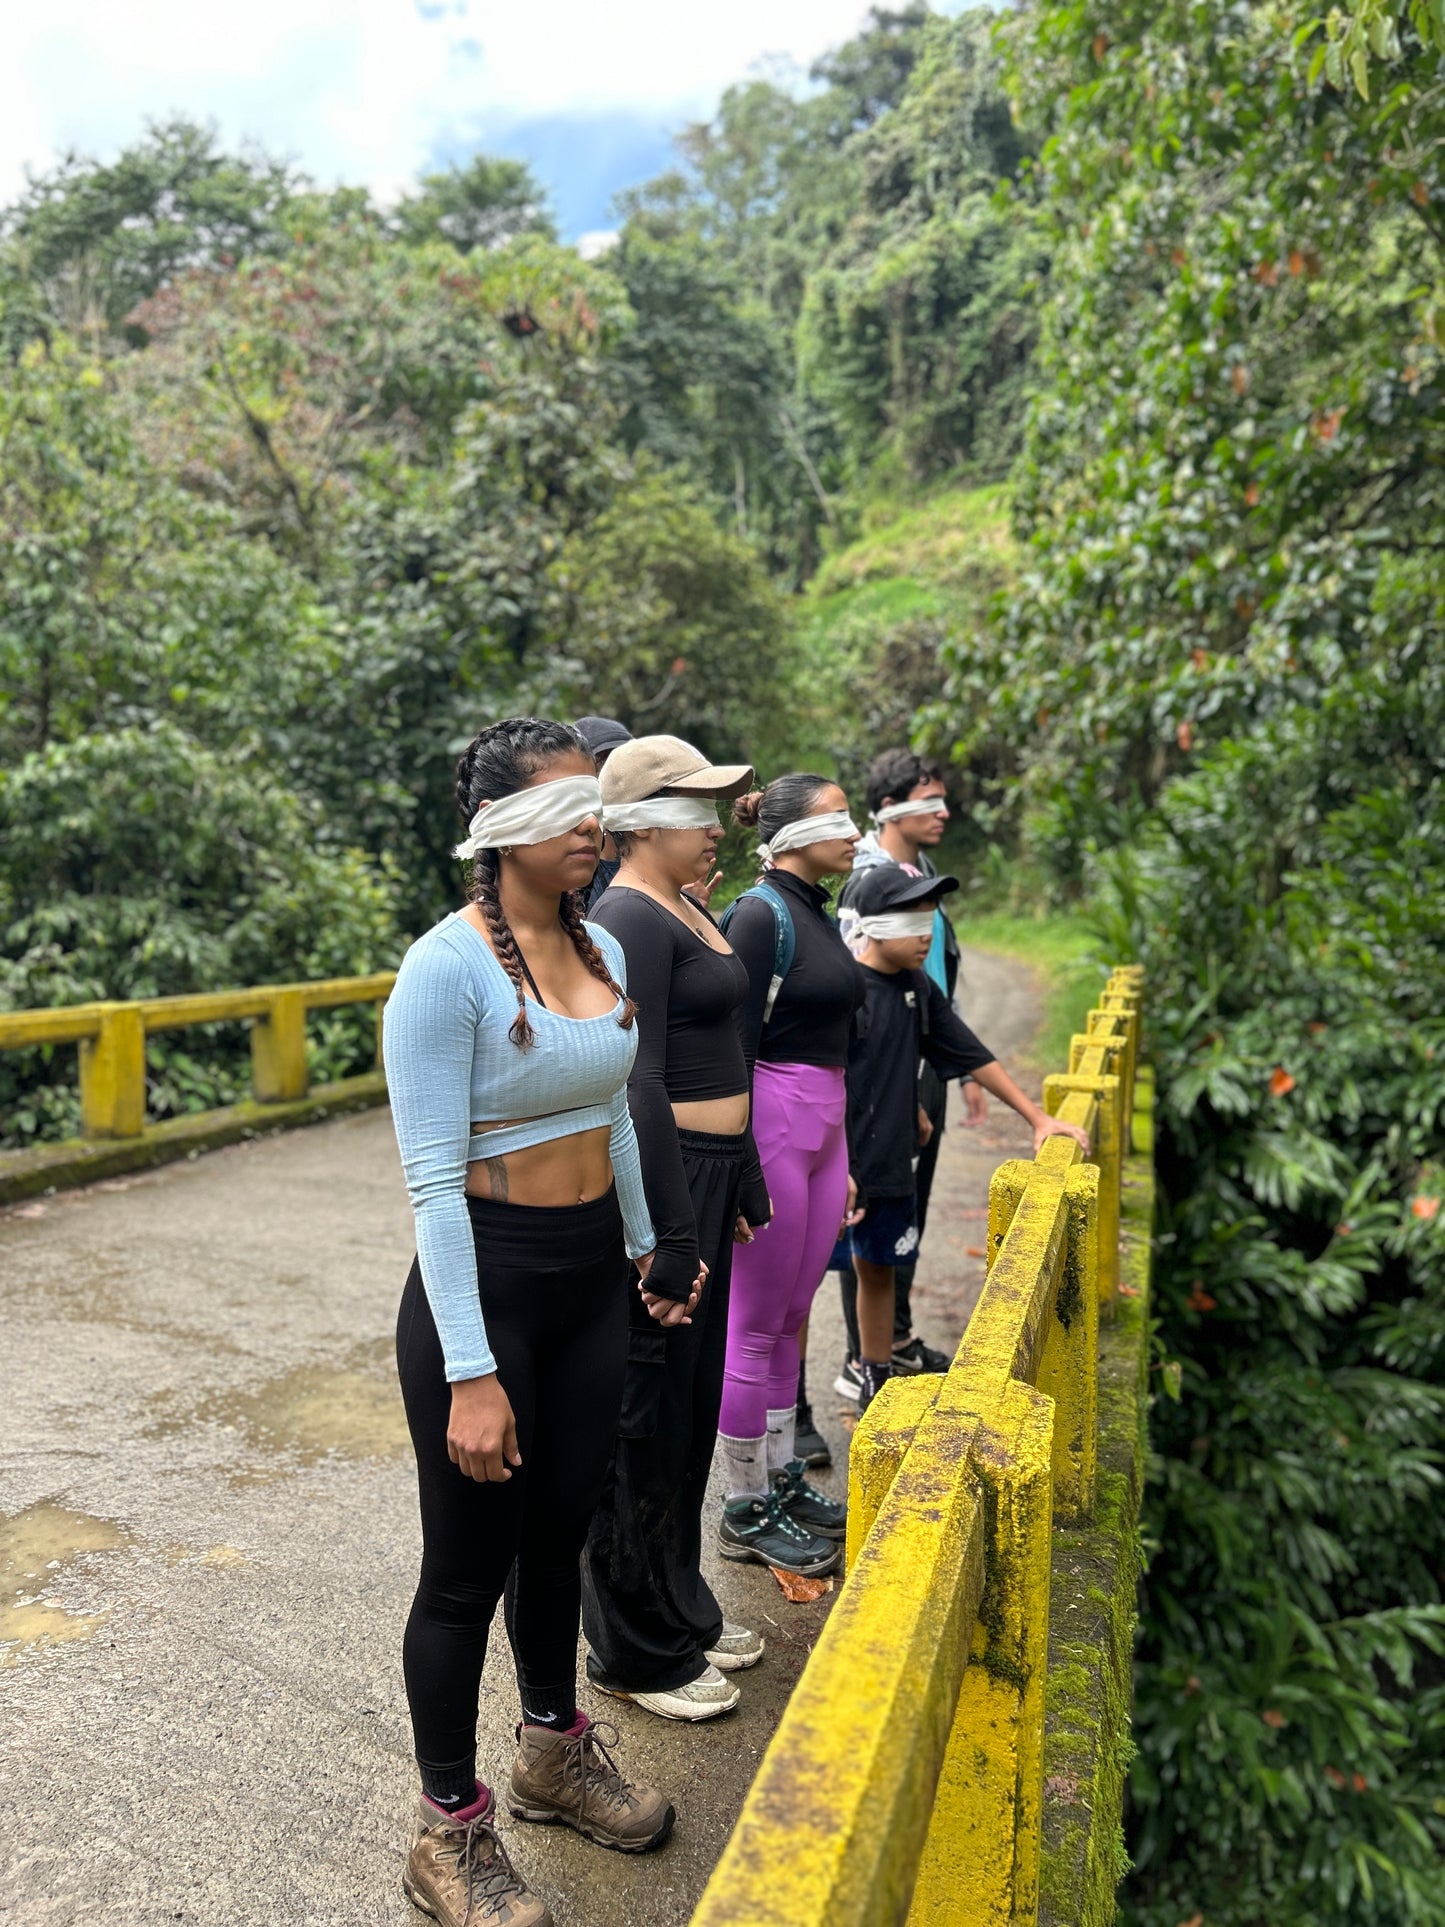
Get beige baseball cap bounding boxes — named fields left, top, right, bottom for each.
left=600, top=734, right=754, bottom=804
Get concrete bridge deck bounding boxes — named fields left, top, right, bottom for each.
left=0, top=948, right=1040, bottom=1927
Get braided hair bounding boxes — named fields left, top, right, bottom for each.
left=454, top=717, right=636, bottom=1049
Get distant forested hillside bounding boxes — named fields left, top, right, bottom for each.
left=0, top=4, right=1034, bottom=1140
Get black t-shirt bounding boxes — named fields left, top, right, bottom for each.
left=847, top=966, right=994, bottom=1203
left=729, top=869, right=868, bottom=1073
left=590, top=886, right=769, bottom=1298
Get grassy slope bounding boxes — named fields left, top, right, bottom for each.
left=780, top=477, right=1017, bottom=786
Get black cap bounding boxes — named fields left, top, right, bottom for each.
left=573, top=715, right=632, bottom=758
left=849, top=864, right=958, bottom=917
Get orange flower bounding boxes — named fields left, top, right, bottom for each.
left=1187, top=1282, right=1218, bottom=1312
left=1262, top=1708, right=1286, bottom=1729
left=1270, top=1067, right=1296, bottom=1097
left=1412, top=1195, right=1440, bottom=1220
left=1177, top=719, right=1195, bottom=752
left=1244, top=481, right=1261, bottom=508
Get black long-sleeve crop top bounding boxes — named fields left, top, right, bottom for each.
left=589, top=887, right=770, bottom=1299
left=728, top=868, right=868, bottom=1075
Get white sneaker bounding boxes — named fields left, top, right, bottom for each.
left=705, top=1622, right=765, bottom=1672
left=595, top=1662, right=740, bottom=1723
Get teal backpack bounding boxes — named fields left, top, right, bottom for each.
left=719, top=881, right=797, bottom=1025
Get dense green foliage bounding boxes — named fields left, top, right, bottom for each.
left=0, top=9, right=1033, bottom=1145
left=8, top=8, right=1444, bottom=1916
left=933, top=4, right=1445, bottom=1919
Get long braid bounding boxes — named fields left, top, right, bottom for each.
left=472, top=851, right=536, bottom=1049
left=559, top=891, right=637, bottom=1030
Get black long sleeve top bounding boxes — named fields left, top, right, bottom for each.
left=589, top=887, right=770, bottom=1300
left=728, top=869, right=868, bottom=1075
left=847, top=966, right=995, bottom=1203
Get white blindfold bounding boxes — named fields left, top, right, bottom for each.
left=758, top=810, right=859, bottom=863
left=454, top=775, right=603, bottom=859
left=858, top=909, right=938, bottom=940
left=873, top=797, right=948, bottom=825
left=602, top=797, right=720, bottom=833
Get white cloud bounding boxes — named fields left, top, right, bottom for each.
left=0, top=0, right=881, bottom=207
left=575, top=230, right=620, bottom=262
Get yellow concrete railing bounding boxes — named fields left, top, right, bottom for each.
left=692, top=964, right=1146, bottom=1927
left=0, top=974, right=396, bottom=1139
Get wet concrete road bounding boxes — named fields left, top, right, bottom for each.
left=0, top=948, right=1041, bottom=1926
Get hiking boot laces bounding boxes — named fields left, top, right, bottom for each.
left=558, top=1720, right=639, bottom=1828
left=781, top=1462, right=832, bottom=1510
left=761, top=1485, right=815, bottom=1544
left=439, top=1811, right=527, bottom=1926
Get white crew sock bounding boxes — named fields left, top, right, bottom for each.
left=766, top=1406, right=797, bottom=1475
left=718, top=1431, right=769, bottom=1501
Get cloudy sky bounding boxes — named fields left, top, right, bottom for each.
left=0, top=0, right=911, bottom=243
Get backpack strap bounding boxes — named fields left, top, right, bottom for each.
left=720, top=881, right=797, bottom=1025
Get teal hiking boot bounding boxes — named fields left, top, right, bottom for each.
left=718, top=1491, right=841, bottom=1577
left=772, top=1460, right=846, bottom=1541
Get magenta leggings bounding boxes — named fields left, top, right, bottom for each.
left=720, top=1062, right=850, bottom=1439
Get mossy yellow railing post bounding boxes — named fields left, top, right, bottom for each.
left=1, top=974, right=397, bottom=1202
left=251, top=989, right=310, bottom=1103
left=78, top=1004, right=146, bottom=1138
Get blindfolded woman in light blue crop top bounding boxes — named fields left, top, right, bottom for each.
left=382, top=718, right=690, bottom=1919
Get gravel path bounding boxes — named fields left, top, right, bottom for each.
left=0, top=946, right=1042, bottom=1926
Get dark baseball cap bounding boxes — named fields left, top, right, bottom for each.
left=573, top=715, right=632, bottom=759
left=849, top=865, right=958, bottom=917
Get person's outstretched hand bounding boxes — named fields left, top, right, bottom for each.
left=1032, top=1112, right=1091, bottom=1157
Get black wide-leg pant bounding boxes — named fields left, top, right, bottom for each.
left=397, top=1188, right=628, bottom=1782
left=582, top=1129, right=744, bottom=1694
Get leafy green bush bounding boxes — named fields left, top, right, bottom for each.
left=0, top=723, right=400, bottom=1146
left=1093, top=640, right=1445, bottom=1924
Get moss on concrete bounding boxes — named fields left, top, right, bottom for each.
left=1038, top=1106, right=1154, bottom=1927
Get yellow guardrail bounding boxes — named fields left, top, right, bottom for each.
left=692, top=965, right=1145, bottom=1927
left=0, top=974, right=396, bottom=1138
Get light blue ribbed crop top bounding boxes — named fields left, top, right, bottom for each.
left=383, top=913, right=656, bottom=1381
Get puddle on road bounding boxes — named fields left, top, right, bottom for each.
left=1, top=1501, right=129, bottom=1666
left=145, top=1336, right=412, bottom=1478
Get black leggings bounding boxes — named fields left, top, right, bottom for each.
left=396, top=1188, right=628, bottom=1789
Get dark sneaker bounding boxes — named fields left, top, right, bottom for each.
left=893, top=1334, right=952, bottom=1376
left=858, top=1360, right=895, bottom=1415
left=718, top=1491, right=841, bottom=1576
left=772, top=1459, right=846, bottom=1540
left=794, top=1394, right=832, bottom=1468
left=508, top=1717, right=674, bottom=1853
left=833, top=1357, right=863, bottom=1403
left=404, top=1791, right=552, bottom=1926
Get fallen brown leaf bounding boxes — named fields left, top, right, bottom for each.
left=769, top=1567, right=834, bottom=1604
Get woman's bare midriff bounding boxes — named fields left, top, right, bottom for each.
left=465, top=1122, right=615, bottom=1206
left=672, top=1093, right=750, bottom=1136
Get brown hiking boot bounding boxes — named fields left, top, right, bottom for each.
left=403, top=1791, right=553, bottom=1926
left=508, top=1717, right=675, bottom=1853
